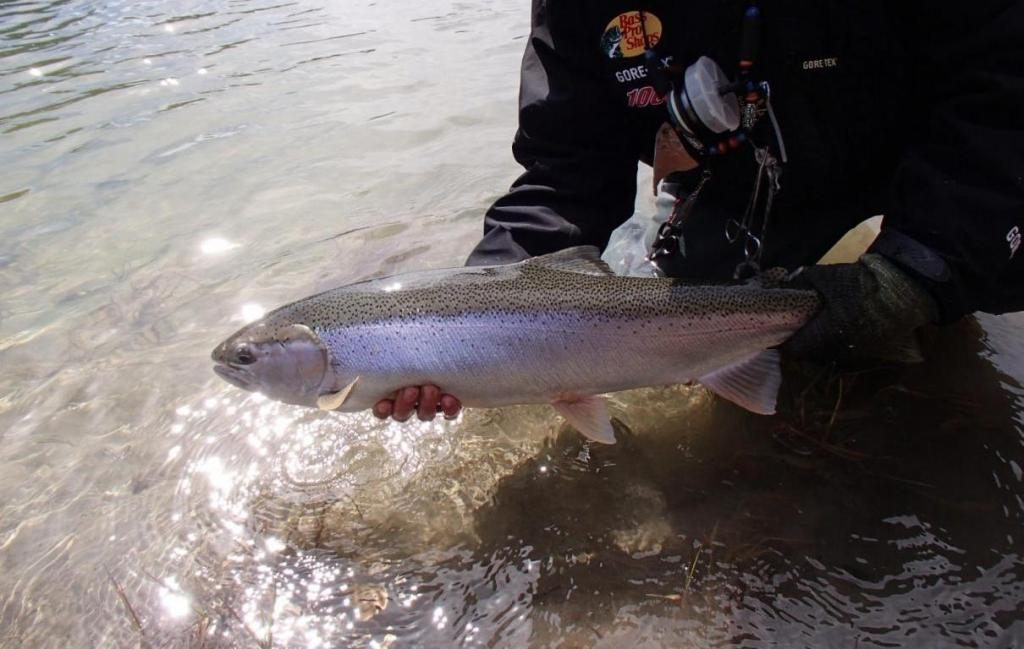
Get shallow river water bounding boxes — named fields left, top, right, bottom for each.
left=1, top=1, right=1023, bottom=648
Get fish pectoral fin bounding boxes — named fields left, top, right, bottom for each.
left=317, top=376, right=360, bottom=411
left=698, top=350, right=782, bottom=415
left=551, top=395, right=616, bottom=444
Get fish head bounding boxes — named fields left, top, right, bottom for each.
left=211, top=322, right=329, bottom=407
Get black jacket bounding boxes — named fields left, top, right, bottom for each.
left=467, top=0, right=1024, bottom=321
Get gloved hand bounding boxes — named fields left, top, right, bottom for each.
left=781, top=254, right=939, bottom=364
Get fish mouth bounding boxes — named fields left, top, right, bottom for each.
left=212, top=363, right=256, bottom=391
left=211, top=339, right=256, bottom=391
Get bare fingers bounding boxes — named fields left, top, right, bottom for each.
left=440, top=394, right=461, bottom=420
left=372, top=398, right=393, bottom=420
left=372, top=385, right=462, bottom=422
left=391, top=386, right=420, bottom=422
left=418, top=384, right=441, bottom=421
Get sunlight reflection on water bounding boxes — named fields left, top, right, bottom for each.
left=200, top=237, right=240, bottom=255
left=150, top=386, right=484, bottom=646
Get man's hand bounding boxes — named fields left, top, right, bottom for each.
left=373, top=385, right=462, bottom=422
left=781, top=254, right=939, bottom=364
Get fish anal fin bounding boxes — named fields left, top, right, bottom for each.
left=698, top=350, right=782, bottom=415
left=528, top=246, right=614, bottom=277
left=317, top=376, right=360, bottom=411
left=551, top=395, right=616, bottom=444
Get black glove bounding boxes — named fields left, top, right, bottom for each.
left=781, top=254, right=939, bottom=364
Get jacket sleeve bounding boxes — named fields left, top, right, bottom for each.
left=873, top=0, right=1024, bottom=321
left=465, top=0, right=642, bottom=266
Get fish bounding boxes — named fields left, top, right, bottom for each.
left=211, top=246, right=819, bottom=443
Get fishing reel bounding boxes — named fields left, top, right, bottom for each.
left=644, top=5, right=784, bottom=161
left=663, top=55, right=746, bottom=157
left=644, top=4, right=788, bottom=276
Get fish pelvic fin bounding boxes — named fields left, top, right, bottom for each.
left=551, top=395, right=616, bottom=444
left=527, top=246, right=614, bottom=277
left=698, top=350, right=782, bottom=415
left=317, top=376, right=360, bottom=411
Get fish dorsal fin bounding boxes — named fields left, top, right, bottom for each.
left=527, top=246, right=614, bottom=276
left=551, top=395, right=616, bottom=444
left=698, top=350, right=782, bottom=415
left=747, top=267, right=790, bottom=288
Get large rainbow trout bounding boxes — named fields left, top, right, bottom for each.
left=211, top=247, right=818, bottom=443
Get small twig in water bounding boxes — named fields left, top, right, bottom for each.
left=645, top=593, right=683, bottom=602
left=683, top=521, right=719, bottom=595
left=226, top=604, right=270, bottom=649
left=863, top=471, right=937, bottom=490
left=777, top=423, right=870, bottom=462
left=266, top=579, right=277, bottom=649
left=825, top=376, right=844, bottom=435
left=533, top=584, right=562, bottom=601
left=344, top=493, right=365, bottom=521
left=107, top=571, right=151, bottom=649
left=194, top=614, right=210, bottom=649
left=683, top=547, right=702, bottom=594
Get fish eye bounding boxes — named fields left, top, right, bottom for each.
left=234, top=344, right=255, bottom=365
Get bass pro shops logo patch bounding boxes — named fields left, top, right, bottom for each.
left=601, top=11, right=662, bottom=59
